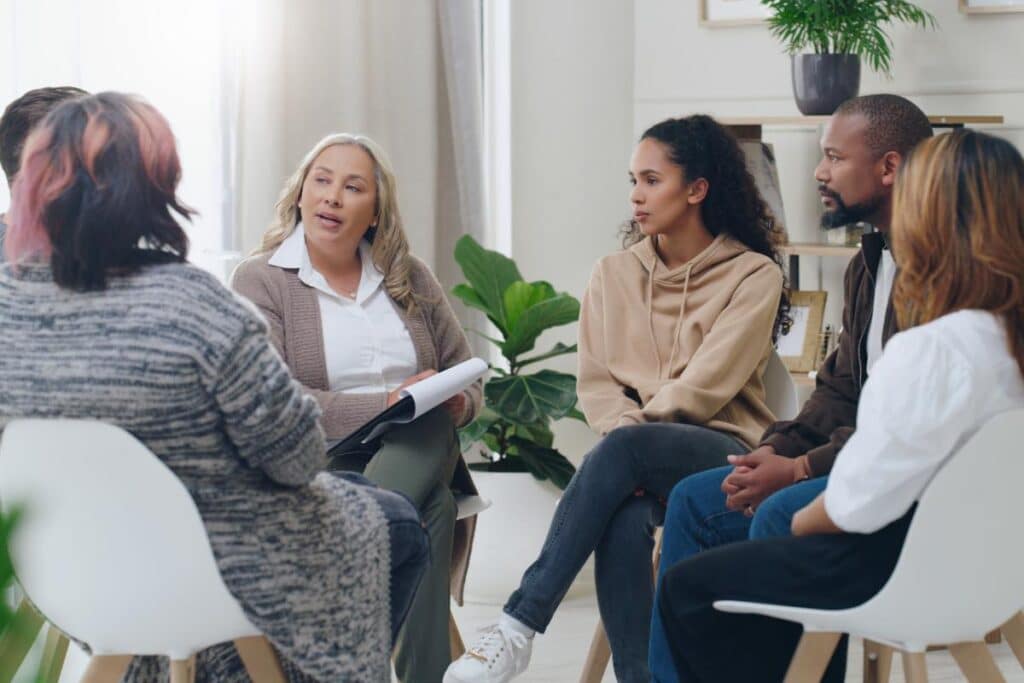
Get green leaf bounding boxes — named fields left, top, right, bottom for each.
left=563, top=407, right=588, bottom=423
left=503, top=280, right=556, bottom=332
left=454, top=235, right=523, bottom=334
left=458, top=410, right=499, bottom=452
left=517, top=342, right=578, bottom=369
left=485, top=369, right=578, bottom=424
left=510, top=437, right=577, bottom=490
left=501, top=294, right=580, bottom=360
left=514, top=419, right=555, bottom=448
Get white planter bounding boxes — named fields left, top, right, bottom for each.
left=463, top=470, right=595, bottom=605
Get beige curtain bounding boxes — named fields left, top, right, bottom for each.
left=228, top=0, right=486, bottom=292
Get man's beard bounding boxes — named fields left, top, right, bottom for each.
left=818, top=185, right=883, bottom=229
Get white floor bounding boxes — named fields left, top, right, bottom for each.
left=452, top=594, right=1024, bottom=682
left=13, top=595, right=1023, bottom=681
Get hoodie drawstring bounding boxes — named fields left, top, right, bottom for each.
left=648, top=263, right=692, bottom=380
left=664, top=265, right=691, bottom=376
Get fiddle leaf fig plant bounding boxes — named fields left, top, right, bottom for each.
left=452, top=235, right=583, bottom=490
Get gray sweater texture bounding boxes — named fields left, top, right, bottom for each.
left=0, top=260, right=392, bottom=681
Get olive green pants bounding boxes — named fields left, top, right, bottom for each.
left=330, top=408, right=459, bottom=683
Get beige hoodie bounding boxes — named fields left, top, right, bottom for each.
left=577, top=234, right=783, bottom=448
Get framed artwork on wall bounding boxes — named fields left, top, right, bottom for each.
left=699, top=0, right=771, bottom=26
left=776, top=291, right=828, bottom=373
left=960, top=0, right=1024, bottom=12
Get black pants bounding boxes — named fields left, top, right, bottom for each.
left=657, top=508, right=915, bottom=682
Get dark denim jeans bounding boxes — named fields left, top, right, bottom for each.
left=649, top=465, right=828, bottom=682
left=331, top=471, right=430, bottom=645
left=502, top=423, right=746, bottom=683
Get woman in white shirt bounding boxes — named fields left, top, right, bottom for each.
left=231, top=133, right=481, bottom=683
left=655, top=128, right=1024, bottom=682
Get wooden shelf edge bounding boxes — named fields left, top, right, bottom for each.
left=780, top=243, right=860, bottom=257
left=721, top=115, right=1004, bottom=127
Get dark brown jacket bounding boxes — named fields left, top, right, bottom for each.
left=761, top=231, right=898, bottom=476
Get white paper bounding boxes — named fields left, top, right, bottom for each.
left=362, top=357, right=489, bottom=441
left=402, top=357, right=489, bottom=418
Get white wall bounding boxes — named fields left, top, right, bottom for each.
left=508, top=0, right=635, bottom=462
left=634, top=0, right=1024, bottom=330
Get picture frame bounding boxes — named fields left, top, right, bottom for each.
left=959, top=0, right=1024, bottom=12
left=699, top=0, right=771, bottom=27
left=776, top=291, right=828, bottom=373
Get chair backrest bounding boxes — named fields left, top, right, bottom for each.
left=841, top=408, right=1024, bottom=646
left=764, top=349, right=800, bottom=422
left=0, top=419, right=259, bottom=659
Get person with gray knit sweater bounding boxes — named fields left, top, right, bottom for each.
left=0, top=92, right=428, bottom=682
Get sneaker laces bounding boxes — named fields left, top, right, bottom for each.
left=466, top=623, right=528, bottom=663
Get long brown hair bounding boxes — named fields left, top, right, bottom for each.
left=891, top=129, right=1024, bottom=376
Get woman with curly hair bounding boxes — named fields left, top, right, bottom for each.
left=446, top=114, right=790, bottom=683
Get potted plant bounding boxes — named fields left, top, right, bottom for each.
left=451, top=235, right=590, bottom=601
left=760, top=0, right=936, bottom=115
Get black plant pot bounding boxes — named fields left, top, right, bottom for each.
left=791, top=54, right=861, bottom=116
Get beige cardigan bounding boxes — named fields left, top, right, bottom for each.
left=231, top=250, right=481, bottom=603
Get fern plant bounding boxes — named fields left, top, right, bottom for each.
left=760, top=0, right=936, bottom=76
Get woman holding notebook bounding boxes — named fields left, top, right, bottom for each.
left=231, top=133, right=480, bottom=683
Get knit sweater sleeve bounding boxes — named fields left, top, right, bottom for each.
left=412, top=259, right=482, bottom=427
left=206, top=290, right=327, bottom=486
left=624, top=263, right=782, bottom=426
left=576, top=263, right=643, bottom=435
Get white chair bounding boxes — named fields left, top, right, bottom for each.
left=714, top=408, right=1024, bottom=683
left=0, top=419, right=286, bottom=683
left=579, top=349, right=800, bottom=682
left=448, top=493, right=492, bottom=660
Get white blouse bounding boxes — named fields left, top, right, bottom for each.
left=269, top=224, right=418, bottom=396
left=824, top=309, right=1024, bottom=534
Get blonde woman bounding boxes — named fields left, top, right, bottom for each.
left=232, top=133, right=481, bottom=683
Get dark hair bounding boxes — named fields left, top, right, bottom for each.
left=625, top=114, right=791, bottom=342
left=6, top=92, right=193, bottom=290
left=834, top=94, right=933, bottom=159
left=0, top=86, right=88, bottom=184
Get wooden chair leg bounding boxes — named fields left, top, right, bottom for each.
left=234, top=636, right=287, bottom=683
left=783, top=631, right=841, bottom=683
left=81, top=655, right=133, bottom=683
left=1000, top=611, right=1024, bottom=669
left=901, top=651, right=929, bottom=683
left=949, top=641, right=1006, bottom=683
left=38, top=626, right=69, bottom=683
left=862, top=639, right=892, bottom=683
left=579, top=621, right=611, bottom=683
left=449, top=610, right=466, bottom=661
left=169, top=657, right=195, bottom=683
left=0, top=599, right=45, bottom=681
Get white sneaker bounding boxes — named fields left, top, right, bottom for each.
left=443, top=621, right=533, bottom=683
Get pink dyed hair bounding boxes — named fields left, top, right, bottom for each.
left=4, top=93, right=186, bottom=265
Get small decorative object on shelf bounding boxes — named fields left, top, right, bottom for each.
left=776, top=290, right=828, bottom=373
left=816, top=324, right=836, bottom=368
left=824, top=221, right=867, bottom=247
left=759, top=0, right=937, bottom=114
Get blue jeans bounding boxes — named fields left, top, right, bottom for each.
left=331, top=472, right=430, bottom=645
left=649, top=466, right=828, bottom=682
left=503, top=423, right=746, bottom=683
